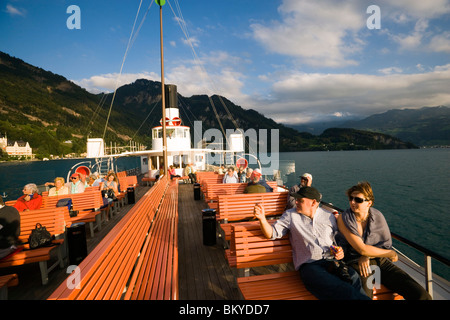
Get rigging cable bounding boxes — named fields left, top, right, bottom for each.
left=102, top=0, right=146, bottom=141
left=168, top=0, right=256, bottom=156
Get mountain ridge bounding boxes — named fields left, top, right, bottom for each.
left=0, top=51, right=418, bottom=158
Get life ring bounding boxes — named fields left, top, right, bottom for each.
left=236, top=158, right=248, bottom=169
left=75, top=165, right=91, bottom=177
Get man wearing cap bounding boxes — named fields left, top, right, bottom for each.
left=286, top=173, right=312, bottom=210
left=253, top=186, right=370, bottom=300
left=244, top=170, right=266, bottom=193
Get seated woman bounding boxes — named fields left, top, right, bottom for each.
left=48, top=177, right=69, bottom=196
left=13, top=183, right=42, bottom=212
left=222, top=166, right=238, bottom=183
left=337, top=181, right=432, bottom=300
left=169, top=165, right=181, bottom=180
left=103, top=172, right=119, bottom=202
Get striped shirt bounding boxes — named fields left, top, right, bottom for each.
left=271, top=206, right=337, bottom=270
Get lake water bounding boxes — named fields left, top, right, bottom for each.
left=277, top=148, right=450, bottom=280
left=1, top=149, right=449, bottom=280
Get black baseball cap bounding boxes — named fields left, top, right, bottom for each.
left=290, top=186, right=321, bottom=202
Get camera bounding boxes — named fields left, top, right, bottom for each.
left=327, top=260, right=353, bottom=283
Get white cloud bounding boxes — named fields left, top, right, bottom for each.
left=5, top=4, right=26, bottom=17
left=378, top=67, right=403, bottom=75
left=74, top=72, right=159, bottom=94
left=429, top=32, right=450, bottom=53
left=250, top=0, right=365, bottom=68
left=248, top=64, right=450, bottom=124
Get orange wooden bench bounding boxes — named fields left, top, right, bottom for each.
left=0, top=274, right=18, bottom=299
left=216, top=191, right=288, bottom=246
left=205, top=181, right=279, bottom=209
left=124, top=180, right=179, bottom=299
left=230, top=222, right=403, bottom=300
left=199, top=175, right=225, bottom=195
left=142, top=177, right=157, bottom=186
left=48, top=175, right=178, bottom=300
left=41, top=191, right=106, bottom=237
left=0, top=207, right=68, bottom=285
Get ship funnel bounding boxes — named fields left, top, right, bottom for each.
left=165, top=84, right=178, bottom=108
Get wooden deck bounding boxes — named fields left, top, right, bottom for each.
left=2, top=180, right=247, bottom=300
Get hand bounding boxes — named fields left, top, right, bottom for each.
left=389, top=250, right=398, bottom=262
left=358, top=256, right=372, bottom=278
left=333, top=246, right=344, bottom=260
left=253, top=203, right=266, bottom=221
left=24, top=195, right=31, bottom=202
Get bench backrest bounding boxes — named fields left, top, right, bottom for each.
left=231, top=222, right=292, bottom=269
left=205, top=181, right=278, bottom=201
left=18, top=207, right=70, bottom=243
left=118, top=176, right=138, bottom=192
left=41, top=191, right=104, bottom=211
left=217, top=191, right=288, bottom=221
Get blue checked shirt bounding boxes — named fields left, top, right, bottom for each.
left=271, top=206, right=337, bottom=270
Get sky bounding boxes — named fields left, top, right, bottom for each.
left=1, top=0, right=450, bottom=125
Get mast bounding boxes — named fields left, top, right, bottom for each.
left=158, top=0, right=168, bottom=176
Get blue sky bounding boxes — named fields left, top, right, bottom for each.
left=1, top=0, right=450, bottom=125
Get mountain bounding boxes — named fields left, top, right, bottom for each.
left=338, top=106, right=450, bottom=146
left=0, top=51, right=416, bottom=157
left=287, top=106, right=450, bottom=146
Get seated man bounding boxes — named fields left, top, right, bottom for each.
left=253, top=186, right=370, bottom=300
left=244, top=170, right=266, bottom=194
left=0, top=195, right=21, bottom=260
left=247, top=168, right=273, bottom=192
left=286, top=173, right=313, bottom=209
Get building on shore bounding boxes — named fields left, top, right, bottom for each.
left=0, top=133, right=34, bottom=159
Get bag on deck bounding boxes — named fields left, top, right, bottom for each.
left=28, top=223, right=54, bottom=249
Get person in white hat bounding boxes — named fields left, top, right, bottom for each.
left=285, top=173, right=313, bottom=210
left=247, top=168, right=273, bottom=192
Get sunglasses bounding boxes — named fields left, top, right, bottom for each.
left=71, top=177, right=78, bottom=180
left=348, top=196, right=369, bottom=204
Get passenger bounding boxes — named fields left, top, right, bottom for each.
left=103, top=172, right=119, bottom=200
left=286, top=173, right=313, bottom=209
left=48, top=177, right=69, bottom=196
left=184, top=163, right=197, bottom=184
left=244, top=170, right=266, bottom=193
left=218, top=165, right=225, bottom=174
left=92, top=172, right=106, bottom=188
left=13, top=183, right=42, bottom=212
left=79, top=173, right=88, bottom=187
left=0, top=195, right=21, bottom=260
left=87, top=174, right=97, bottom=187
left=169, top=165, right=181, bottom=180
left=237, top=166, right=246, bottom=183
left=247, top=168, right=273, bottom=192
left=245, top=168, right=253, bottom=181
left=337, top=181, right=432, bottom=300
left=253, top=186, right=370, bottom=300
left=222, top=166, right=239, bottom=183
left=68, top=173, right=85, bottom=194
